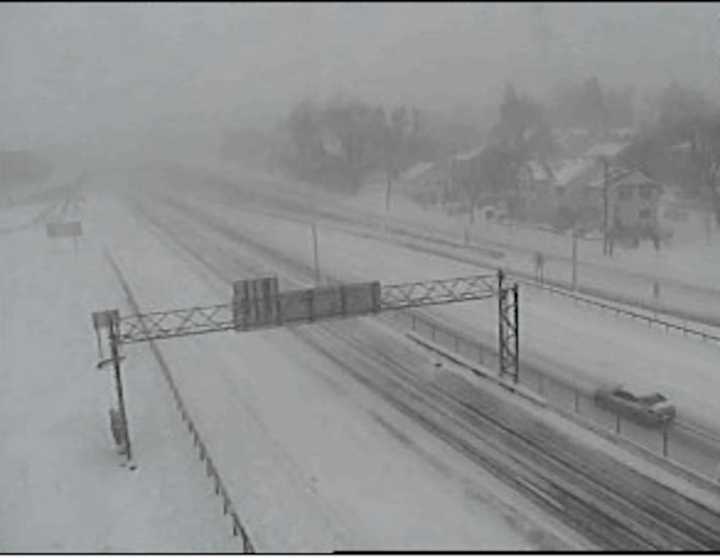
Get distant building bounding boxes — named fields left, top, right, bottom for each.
left=401, top=159, right=453, bottom=207
left=0, top=150, right=53, bottom=188
left=514, top=160, right=558, bottom=222
left=590, top=169, right=662, bottom=237
left=511, top=139, right=663, bottom=239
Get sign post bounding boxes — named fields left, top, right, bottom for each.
left=92, top=309, right=134, bottom=469
left=46, top=221, right=83, bottom=255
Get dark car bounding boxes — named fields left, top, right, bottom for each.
left=594, top=384, right=676, bottom=427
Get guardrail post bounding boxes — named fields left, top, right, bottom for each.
left=615, top=413, right=621, bottom=435
left=662, top=424, right=669, bottom=458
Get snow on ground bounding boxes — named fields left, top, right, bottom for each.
left=85, top=190, right=588, bottom=551
left=154, top=161, right=720, bottom=343
left=190, top=159, right=720, bottom=318
left=348, top=180, right=720, bottom=291
left=0, top=201, right=239, bottom=552
left=184, top=197, right=720, bottom=432
left=433, top=351, right=720, bottom=514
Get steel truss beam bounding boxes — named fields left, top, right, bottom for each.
left=119, top=303, right=234, bottom=344
left=379, top=274, right=497, bottom=310
left=115, top=274, right=499, bottom=344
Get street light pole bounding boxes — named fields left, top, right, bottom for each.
left=571, top=228, right=578, bottom=290
left=311, top=223, right=320, bottom=285
left=602, top=156, right=609, bottom=256
left=385, top=171, right=392, bottom=212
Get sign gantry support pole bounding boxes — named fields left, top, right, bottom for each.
left=109, top=312, right=133, bottom=466
left=497, top=269, right=520, bottom=384
left=93, top=309, right=134, bottom=469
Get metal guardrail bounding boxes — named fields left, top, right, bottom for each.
left=106, top=252, right=255, bottom=551
left=517, top=278, right=720, bottom=345
left=394, top=308, right=720, bottom=482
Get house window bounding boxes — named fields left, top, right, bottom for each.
left=618, top=186, right=633, bottom=201
left=639, top=184, right=654, bottom=199
left=639, top=208, right=652, bottom=219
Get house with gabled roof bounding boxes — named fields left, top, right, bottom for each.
left=510, top=138, right=662, bottom=238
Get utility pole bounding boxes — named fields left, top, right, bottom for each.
left=311, top=223, right=320, bottom=285
left=602, top=156, right=609, bottom=256
left=385, top=172, right=392, bottom=212
left=571, top=228, right=579, bottom=290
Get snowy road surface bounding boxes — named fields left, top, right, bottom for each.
left=0, top=201, right=238, bottom=552
left=154, top=185, right=720, bottom=434
left=126, top=186, right=720, bottom=549
left=89, top=191, right=585, bottom=551
left=3, top=171, right=719, bottom=551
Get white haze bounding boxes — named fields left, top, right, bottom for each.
left=1, top=2, right=720, bottom=156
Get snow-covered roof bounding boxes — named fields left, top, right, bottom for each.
left=610, top=127, right=635, bottom=138
left=401, top=161, right=436, bottom=182
left=669, top=141, right=692, bottom=153
left=525, top=160, right=553, bottom=182
left=321, top=133, right=343, bottom=157
left=584, top=141, right=629, bottom=159
left=553, top=158, right=594, bottom=186
left=566, top=127, right=591, bottom=136
left=614, top=169, right=658, bottom=188
left=587, top=168, right=657, bottom=189
left=453, top=144, right=485, bottom=162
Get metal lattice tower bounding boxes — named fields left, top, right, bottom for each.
left=497, top=270, right=520, bottom=383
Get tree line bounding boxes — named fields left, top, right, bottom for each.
left=222, top=74, right=720, bottom=226
left=620, top=81, right=720, bottom=224
left=282, top=96, right=437, bottom=193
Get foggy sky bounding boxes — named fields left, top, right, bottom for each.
left=2, top=2, right=720, bottom=150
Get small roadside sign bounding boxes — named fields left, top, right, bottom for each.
left=46, top=221, right=82, bottom=238
left=92, top=310, right=118, bottom=332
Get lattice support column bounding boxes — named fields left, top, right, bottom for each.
left=497, top=270, right=520, bottom=384
left=93, top=309, right=134, bottom=468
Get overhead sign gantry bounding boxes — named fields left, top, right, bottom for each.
left=92, top=270, right=519, bottom=465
